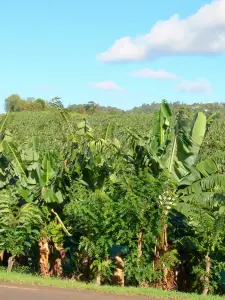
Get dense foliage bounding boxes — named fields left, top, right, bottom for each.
left=1, top=99, right=225, bottom=296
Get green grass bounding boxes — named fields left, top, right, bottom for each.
left=0, top=270, right=224, bottom=299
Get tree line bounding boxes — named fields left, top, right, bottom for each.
left=5, top=94, right=225, bottom=116
left=4, top=94, right=121, bottom=114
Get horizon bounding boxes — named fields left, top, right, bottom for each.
left=2, top=97, right=225, bottom=114
left=1, top=0, right=225, bottom=113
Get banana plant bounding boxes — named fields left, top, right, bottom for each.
left=0, top=133, right=68, bottom=275
left=176, top=156, right=225, bottom=294
left=3, top=136, right=65, bottom=205
left=124, top=100, right=208, bottom=289
left=62, top=118, right=122, bottom=192
left=0, top=189, right=43, bottom=272
left=126, top=100, right=207, bottom=180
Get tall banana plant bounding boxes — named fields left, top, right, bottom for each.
left=126, top=100, right=207, bottom=180
left=52, top=104, right=123, bottom=283
left=126, top=100, right=208, bottom=219
left=125, top=100, right=208, bottom=289
left=176, top=156, right=225, bottom=294
left=150, top=99, right=172, bottom=153
left=160, top=109, right=207, bottom=181
left=55, top=104, right=121, bottom=192
left=156, top=105, right=207, bottom=289
left=1, top=134, right=64, bottom=205
left=125, top=100, right=171, bottom=174
left=0, top=128, right=67, bottom=275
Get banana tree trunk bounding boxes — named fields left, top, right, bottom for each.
left=202, top=254, right=211, bottom=295
left=81, top=251, right=91, bottom=281
left=50, top=257, right=62, bottom=277
left=112, top=255, right=125, bottom=287
left=138, top=231, right=144, bottom=262
left=163, top=224, right=168, bottom=251
left=50, top=243, right=64, bottom=277
left=39, top=237, right=49, bottom=276
left=153, top=223, right=168, bottom=269
left=153, top=223, right=176, bottom=290
left=96, top=272, right=101, bottom=285
left=48, top=209, right=71, bottom=278
left=0, top=251, right=4, bottom=262
left=7, top=255, right=16, bottom=272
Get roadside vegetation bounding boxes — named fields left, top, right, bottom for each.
left=1, top=96, right=225, bottom=296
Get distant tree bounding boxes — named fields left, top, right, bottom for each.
left=73, top=104, right=86, bottom=114
left=50, top=97, right=64, bottom=109
left=67, top=104, right=86, bottom=114
left=76, top=105, right=86, bottom=114
left=17, top=100, right=30, bottom=111
left=5, top=94, right=21, bottom=112
left=84, top=101, right=99, bottom=114
left=26, top=97, right=35, bottom=102
left=35, top=98, right=46, bottom=110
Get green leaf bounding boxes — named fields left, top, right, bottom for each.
left=185, top=112, right=206, bottom=167
left=41, top=155, right=55, bottom=184
left=2, top=140, right=27, bottom=180
left=219, top=206, right=225, bottom=215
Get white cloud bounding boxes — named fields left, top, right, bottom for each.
left=130, top=68, right=178, bottom=80
left=97, top=0, right=225, bottom=62
left=175, top=79, right=212, bottom=93
left=89, top=81, right=124, bottom=91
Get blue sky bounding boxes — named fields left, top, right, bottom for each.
left=0, top=0, right=225, bottom=112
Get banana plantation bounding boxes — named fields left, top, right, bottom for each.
left=1, top=100, right=225, bottom=296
